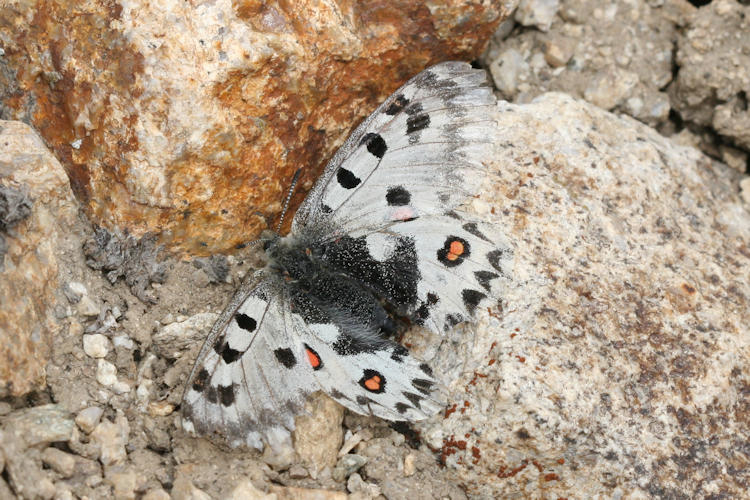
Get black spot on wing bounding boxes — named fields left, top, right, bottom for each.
left=192, top=368, right=210, bottom=392
left=411, top=378, right=434, bottom=395
left=419, top=363, right=433, bottom=377
left=462, top=222, right=491, bottom=242
left=406, top=113, right=430, bottom=134
left=219, top=384, right=235, bottom=407
left=414, top=292, right=439, bottom=325
left=462, top=289, right=486, bottom=315
left=274, top=348, right=297, bottom=368
left=329, top=388, right=350, bottom=401
left=386, top=186, right=411, bottom=206
left=206, top=385, right=218, bottom=404
left=337, top=167, right=361, bottom=189
left=395, top=402, right=410, bottom=414
left=360, top=132, right=387, bottom=159
left=402, top=391, right=424, bottom=409
left=487, top=248, right=512, bottom=274
left=385, top=94, right=409, bottom=115
left=474, top=270, right=499, bottom=291
left=221, top=344, right=242, bottom=364
left=356, top=395, right=371, bottom=406
left=321, top=203, right=332, bottom=214
left=235, top=313, right=257, bottom=332
left=390, top=345, right=408, bottom=363
left=444, top=313, right=464, bottom=331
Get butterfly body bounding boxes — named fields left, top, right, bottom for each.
left=182, top=62, right=513, bottom=449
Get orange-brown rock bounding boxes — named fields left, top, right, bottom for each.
left=0, top=121, right=79, bottom=397
left=0, top=0, right=514, bottom=255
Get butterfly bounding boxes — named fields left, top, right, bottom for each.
left=181, top=61, right=512, bottom=449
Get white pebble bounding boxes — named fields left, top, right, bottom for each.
left=83, top=334, right=110, bottom=358
left=75, top=406, right=104, bottom=433
left=96, top=359, right=118, bottom=387
left=77, top=295, right=100, bottom=317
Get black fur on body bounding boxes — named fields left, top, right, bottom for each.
left=259, top=224, right=421, bottom=353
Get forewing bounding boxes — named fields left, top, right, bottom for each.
left=181, top=271, right=320, bottom=449
left=292, top=61, right=497, bottom=233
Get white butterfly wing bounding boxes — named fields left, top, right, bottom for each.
left=292, top=61, right=497, bottom=232
left=182, top=271, right=319, bottom=449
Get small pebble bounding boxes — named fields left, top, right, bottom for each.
left=75, top=406, right=104, bottom=433
left=403, top=452, right=417, bottom=477
left=64, top=281, right=87, bottom=303
left=142, top=489, right=171, bottom=500
left=77, top=295, right=100, bottom=317
left=41, top=447, right=76, bottom=477
left=332, top=454, right=367, bottom=482
left=91, top=418, right=128, bottom=465
left=147, top=400, right=175, bottom=417
left=83, top=334, right=110, bottom=358
left=740, top=177, right=750, bottom=205
left=288, top=465, right=308, bottom=479
left=96, top=359, right=119, bottom=388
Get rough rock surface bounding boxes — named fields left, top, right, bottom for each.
left=481, top=0, right=750, bottom=174
left=0, top=0, right=515, bottom=255
left=482, top=0, right=691, bottom=127
left=670, top=0, right=750, bottom=153
left=414, top=93, right=749, bottom=498
left=0, top=120, right=79, bottom=397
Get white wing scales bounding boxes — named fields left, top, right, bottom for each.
left=182, top=272, right=319, bottom=449
left=293, top=61, right=497, bottom=232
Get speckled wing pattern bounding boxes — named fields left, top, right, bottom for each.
left=182, top=62, right=512, bottom=449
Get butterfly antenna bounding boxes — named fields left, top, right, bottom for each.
left=275, top=168, right=303, bottom=234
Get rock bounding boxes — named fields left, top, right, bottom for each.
left=0, top=429, right=53, bottom=499
left=293, top=393, right=344, bottom=473
left=142, top=489, right=171, bottom=500
left=64, top=281, right=88, bottom=304
left=0, top=121, right=79, bottom=397
left=414, top=93, right=750, bottom=497
left=90, top=412, right=129, bottom=465
left=96, top=359, right=119, bottom=387
left=77, top=295, right=101, bottom=317
left=488, top=49, right=528, bottom=96
left=1, top=404, right=74, bottom=447
left=152, top=312, right=218, bottom=359
left=83, top=333, right=111, bottom=358
left=346, top=473, right=381, bottom=498
left=403, top=452, right=417, bottom=477
left=0, top=1, right=512, bottom=256
left=229, top=480, right=276, bottom=500
left=583, top=66, right=639, bottom=110
left=515, top=0, right=560, bottom=31
left=331, top=454, right=367, bottom=482
left=740, top=176, right=750, bottom=205
left=41, top=447, right=77, bottom=477
left=268, top=485, right=347, bottom=499
left=171, top=473, right=212, bottom=500
left=75, top=406, right=104, bottom=434
left=670, top=0, right=750, bottom=150
left=483, top=0, right=688, bottom=126
left=105, top=466, right=137, bottom=500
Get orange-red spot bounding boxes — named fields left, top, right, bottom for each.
left=306, top=348, right=321, bottom=368
left=447, top=240, right=465, bottom=261
left=364, top=375, right=381, bottom=391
